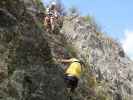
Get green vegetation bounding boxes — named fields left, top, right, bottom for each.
left=87, top=74, right=97, bottom=88
left=34, top=0, right=45, bottom=11
left=80, top=52, right=113, bottom=100
left=83, top=15, right=101, bottom=32
left=36, top=20, right=44, bottom=29
left=84, top=15, right=93, bottom=23
left=68, top=6, right=79, bottom=15
left=65, top=43, right=78, bottom=57
left=96, top=91, right=112, bottom=100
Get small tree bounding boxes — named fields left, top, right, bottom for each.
left=34, top=0, right=45, bottom=11
left=56, top=0, right=66, bottom=15
left=84, top=15, right=101, bottom=32
left=68, top=6, right=79, bottom=16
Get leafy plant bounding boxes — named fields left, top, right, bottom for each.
left=65, top=44, right=77, bottom=57
left=84, top=15, right=92, bottom=23
left=34, top=0, right=45, bottom=11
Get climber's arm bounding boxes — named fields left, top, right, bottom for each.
left=59, top=59, right=72, bottom=63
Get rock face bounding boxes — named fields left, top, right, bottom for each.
left=0, top=0, right=133, bottom=100
left=61, top=16, right=133, bottom=100
left=0, top=0, right=66, bottom=100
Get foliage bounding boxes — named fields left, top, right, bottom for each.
left=36, top=20, right=44, bottom=29
left=34, top=0, right=45, bottom=11
left=68, top=6, right=79, bottom=15
left=84, top=15, right=101, bottom=32
left=87, top=74, right=97, bottom=88
left=84, top=15, right=92, bottom=23
left=65, top=43, right=77, bottom=58
left=124, top=96, right=131, bottom=100
left=56, top=0, right=66, bottom=16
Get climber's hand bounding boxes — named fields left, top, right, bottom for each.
left=57, top=59, right=62, bottom=63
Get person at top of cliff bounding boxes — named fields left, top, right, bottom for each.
left=44, top=2, right=60, bottom=31
left=49, top=1, right=60, bottom=18
left=44, top=8, right=52, bottom=31
left=59, top=56, right=84, bottom=93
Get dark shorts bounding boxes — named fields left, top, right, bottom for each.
left=64, top=74, right=78, bottom=91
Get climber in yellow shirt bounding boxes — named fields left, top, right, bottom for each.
left=60, top=58, right=83, bottom=93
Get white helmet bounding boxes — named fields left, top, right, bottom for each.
left=51, top=1, right=56, bottom=6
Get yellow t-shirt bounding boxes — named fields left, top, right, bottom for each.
left=65, top=58, right=82, bottom=79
